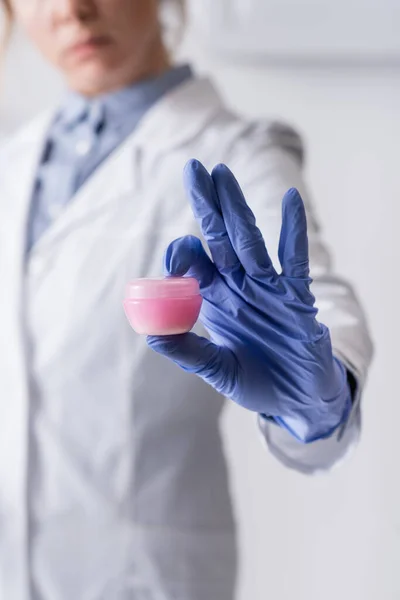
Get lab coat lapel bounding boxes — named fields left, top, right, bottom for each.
left=0, top=112, right=53, bottom=471
left=27, top=130, right=142, bottom=259
left=27, top=78, right=223, bottom=257
left=0, top=111, right=53, bottom=296
left=133, top=77, right=223, bottom=156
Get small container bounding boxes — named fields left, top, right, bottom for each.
left=123, top=277, right=202, bottom=335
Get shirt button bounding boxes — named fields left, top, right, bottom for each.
left=75, top=139, right=92, bottom=156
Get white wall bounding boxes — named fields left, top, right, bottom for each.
left=190, top=0, right=400, bottom=61
left=185, top=37, right=400, bottom=600
left=2, top=24, right=400, bottom=600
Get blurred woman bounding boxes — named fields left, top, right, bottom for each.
left=0, top=1, right=372, bottom=599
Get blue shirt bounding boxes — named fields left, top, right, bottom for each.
left=27, top=65, right=193, bottom=252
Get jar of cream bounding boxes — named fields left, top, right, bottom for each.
left=123, top=277, right=202, bottom=335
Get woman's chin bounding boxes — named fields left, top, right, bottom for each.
left=66, top=62, right=123, bottom=97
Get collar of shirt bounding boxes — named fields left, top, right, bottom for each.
left=56, top=64, right=194, bottom=133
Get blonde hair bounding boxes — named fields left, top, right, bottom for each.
left=0, top=1, right=12, bottom=63
left=1, top=0, right=12, bottom=38
left=2, top=0, right=11, bottom=16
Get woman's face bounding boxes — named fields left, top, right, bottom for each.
left=10, top=0, right=169, bottom=96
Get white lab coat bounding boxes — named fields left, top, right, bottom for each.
left=0, top=78, right=373, bottom=600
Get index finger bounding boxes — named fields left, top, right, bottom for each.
left=183, top=159, right=240, bottom=273
left=211, top=163, right=277, bottom=280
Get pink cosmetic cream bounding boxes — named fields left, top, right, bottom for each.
left=123, top=277, right=202, bottom=335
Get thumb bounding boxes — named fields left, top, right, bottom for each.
left=147, top=332, right=237, bottom=396
left=164, top=235, right=217, bottom=291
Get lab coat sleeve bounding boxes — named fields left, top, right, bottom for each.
left=228, top=119, right=374, bottom=474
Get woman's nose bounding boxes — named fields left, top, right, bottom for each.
left=50, top=0, right=98, bottom=24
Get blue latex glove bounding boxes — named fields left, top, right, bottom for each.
left=147, top=160, right=352, bottom=443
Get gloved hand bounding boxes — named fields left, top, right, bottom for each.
left=147, top=160, right=352, bottom=443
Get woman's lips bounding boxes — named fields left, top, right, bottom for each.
left=66, top=36, right=112, bottom=60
